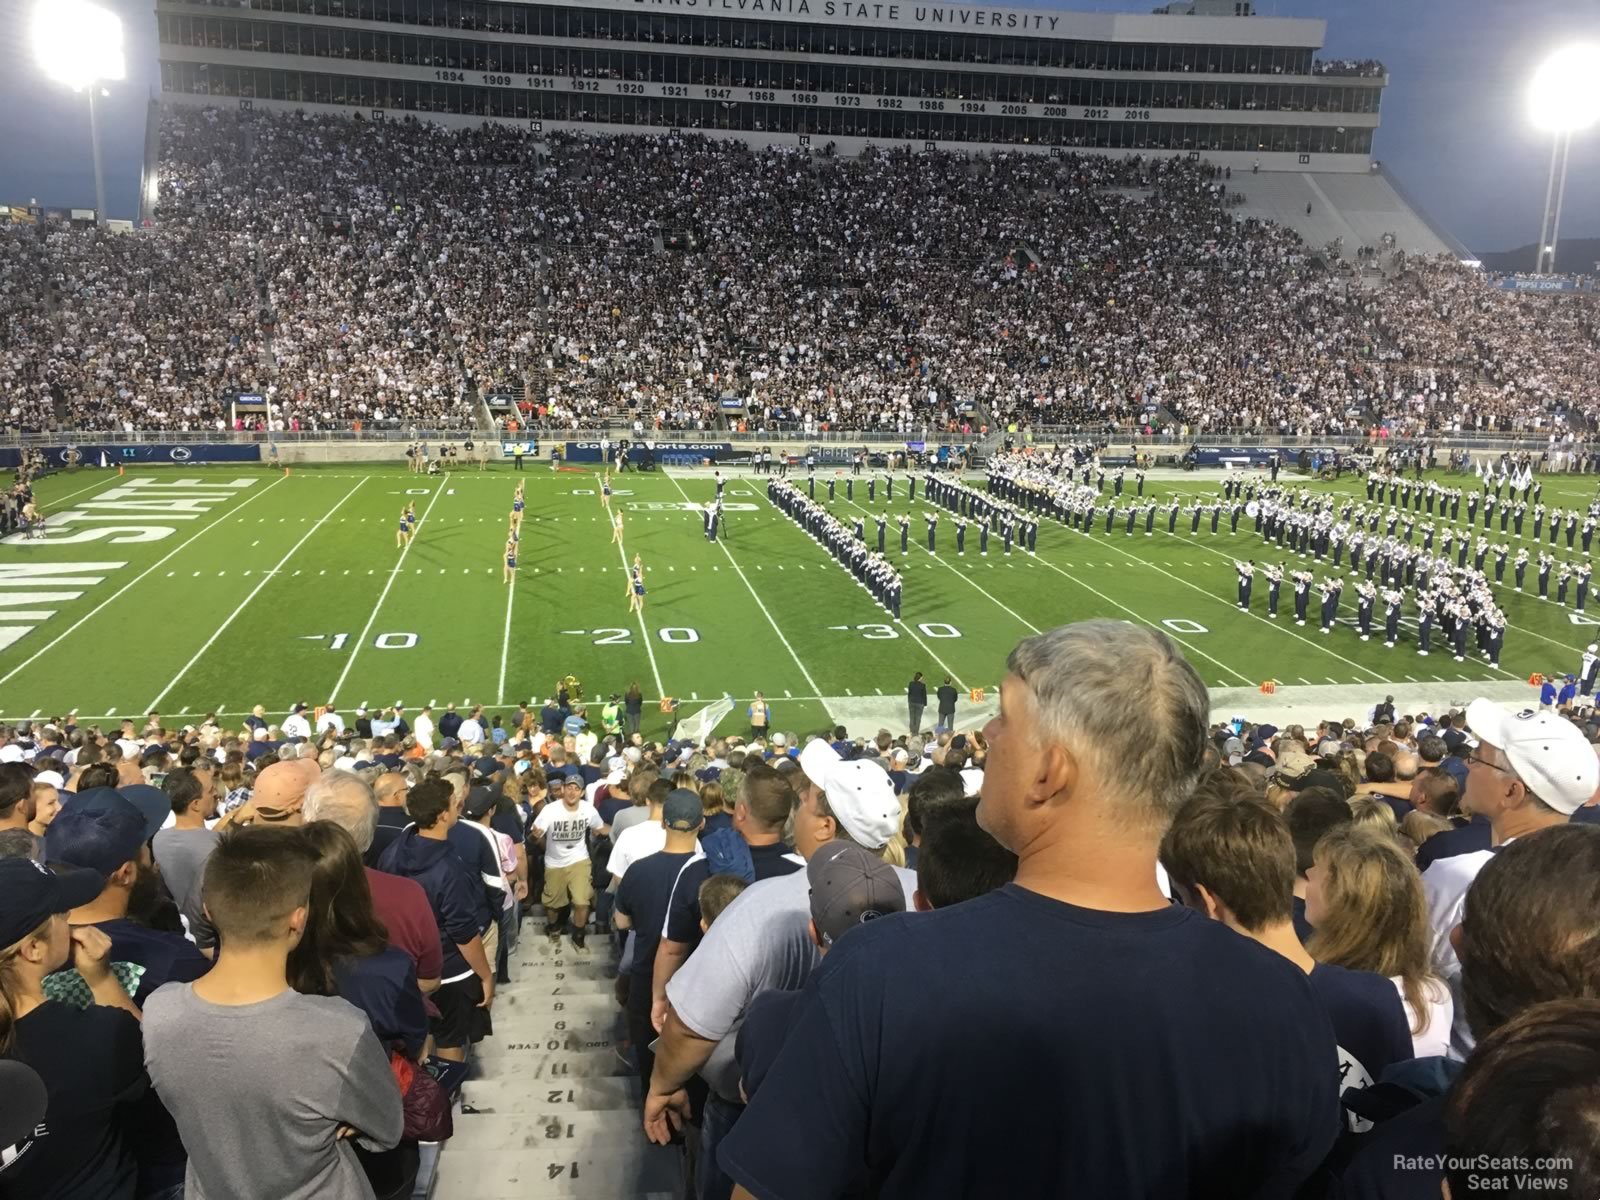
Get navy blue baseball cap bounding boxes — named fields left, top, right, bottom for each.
left=0, top=858, right=104, bottom=947
left=46, top=790, right=151, bottom=877
left=474, top=756, right=500, bottom=781
left=115, top=785, right=171, bottom=843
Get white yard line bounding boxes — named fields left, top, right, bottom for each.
left=497, top=570, right=517, bottom=705
left=661, top=472, right=824, bottom=696
left=828, top=490, right=1249, bottom=687
left=835, top=495, right=1038, bottom=636
left=1074, top=523, right=1390, bottom=683
left=1025, top=545, right=1258, bottom=687
left=1157, top=525, right=1529, bottom=677
left=749, top=483, right=967, bottom=688
left=0, top=476, right=288, bottom=689
left=146, top=478, right=368, bottom=712
left=612, top=535, right=665, bottom=698
left=329, top=474, right=450, bottom=706
left=1175, top=479, right=1580, bottom=660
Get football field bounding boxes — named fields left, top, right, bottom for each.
left=0, top=461, right=1591, bottom=737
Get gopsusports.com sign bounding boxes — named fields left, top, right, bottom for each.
left=564, top=441, right=734, bottom=462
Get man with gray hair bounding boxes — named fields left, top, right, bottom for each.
left=717, top=621, right=1340, bottom=1198
left=304, top=769, right=442, bottom=995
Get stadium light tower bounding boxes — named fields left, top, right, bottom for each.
left=1528, top=44, right=1600, bottom=274
left=31, top=0, right=126, bottom=227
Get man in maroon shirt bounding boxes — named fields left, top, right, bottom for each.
left=303, top=769, right=443, bottom=993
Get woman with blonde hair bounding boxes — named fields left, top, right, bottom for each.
left=1347, top=795, right=1399, bottom=838
left=697, top=780, right=732, bottom=837
left=1305, top=827, right=1453, bottom=1057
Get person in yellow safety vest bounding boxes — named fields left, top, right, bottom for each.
left=749, top=693, right=770, bottom=742
left=601, top=694, right=622, bottom=735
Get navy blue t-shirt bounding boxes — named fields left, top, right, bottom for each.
left=701, top=810, right=734, bottom=837
left=597, top=792, right=632, bottom=828
left=1329, top=1094, right=1448, bottom=1200
left=1414, top=815, right=1491, bottom=872
left=614, top=849, right=698, bottom=981
left=367, top=806, right=412, bottom=866
left=1292, top=895, right=1315, bottom=945
left=90, top=918, right=210, bottom=1005
left=664, top=842, right=803, bottom=946
left=1308, top=962, right=1414, bottom=1100
left=334, top=946, right=430, bottom=1060
left=446, top=824, right=504, bottom=915
left=719, top=885, right=1340, bottom=1199
left=1570, top=804, right=1600, bottom=826
left=735, top=987, right=802, bottom=1102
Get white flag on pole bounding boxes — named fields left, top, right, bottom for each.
left=673, top=693, right=736, bottom=747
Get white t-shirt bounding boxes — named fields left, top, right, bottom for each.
left=315, top=712, right=345, bottom=735
left=608, top=821, right=666, bottom=881
left=534, top=800, right=604, bottom=868
left=281, top=713, right=312, bottom=741
left=458, top=718, right=484, bottom=745
left=1422, top=846, right=1499, bottom=976
left=1395, top=976, right=1454, bottom=1059
left=666, top=862, right=916, bottom=1103
left=414, top=714, right=435, bottom=751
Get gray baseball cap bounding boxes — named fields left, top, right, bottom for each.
left=806, top=842, right=905, bottom=947
left=663, top=788, right=703, bottom=832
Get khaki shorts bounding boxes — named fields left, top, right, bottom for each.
left=542, top=861, right=595, bottom=909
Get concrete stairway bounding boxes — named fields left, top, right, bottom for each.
left=430, top=932, right=682, bottom=1199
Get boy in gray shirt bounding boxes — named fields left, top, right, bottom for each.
left=144, top=827, right=402, bottom=1199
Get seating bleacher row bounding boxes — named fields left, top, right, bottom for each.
left=1, top=106, right=1595, bottom=440
left=6, top=633, right=1600, bottom=1199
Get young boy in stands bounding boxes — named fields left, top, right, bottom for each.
left=143, top=827, right=403, bottom=1200
left=1160, top=784, right=1413, bottom=1113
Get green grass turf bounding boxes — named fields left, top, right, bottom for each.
left=0, top=462, right=1592, bottom=734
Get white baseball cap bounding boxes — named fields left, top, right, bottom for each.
left=0, top=746, right=21, bottom=764
left=771, top=732, right=788, bottom=748
left=33, top=770, right=64, bottom=790
left=799, top=739, right=901, bottom=848
left=1465, top=699, right=1597, bottom=816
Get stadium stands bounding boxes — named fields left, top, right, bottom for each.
left=4, top=619, right=1600, bottom=1199
left=3, top=106, right=1597, bottom=442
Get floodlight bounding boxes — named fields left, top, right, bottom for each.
left=32, top=0, right=125, bottom=92
left=1528, top=44, right=1600, bottom=134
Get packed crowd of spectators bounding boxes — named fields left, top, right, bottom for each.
left=4, top=620, right=1600, bottom=1199
left=3, top=105, right=1596, bottom=441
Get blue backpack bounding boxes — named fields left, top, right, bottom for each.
left=700, top=827, right=755, bottom=884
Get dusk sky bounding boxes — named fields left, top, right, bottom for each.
left=0, top=0, right=1595, bottom=255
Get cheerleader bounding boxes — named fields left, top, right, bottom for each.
left=396, top=506, right=411, bottom=548
left=601, top=470, right=613, bottom=509
left=627, top=555, right=647, bottom=615
left=511, top=484, right=525, bottom=532
left=611, top=508, right=625, bottom=545
left=503, top=535, right=518, bottom=584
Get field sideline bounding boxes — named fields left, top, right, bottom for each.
left=0, top=461, right=1592, bottom=736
